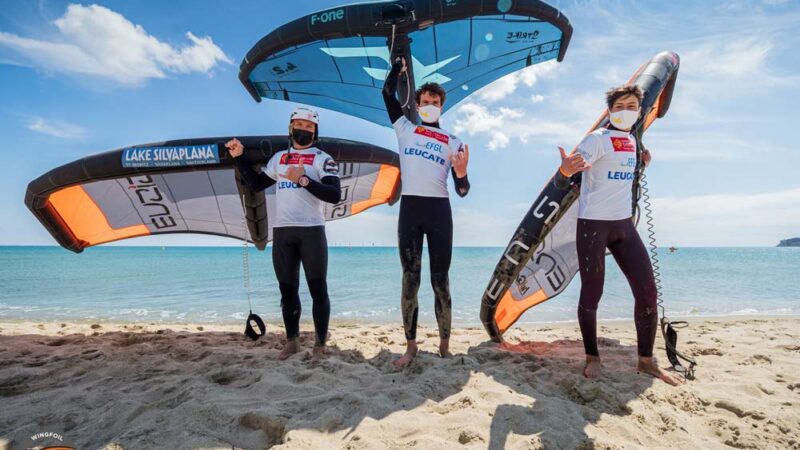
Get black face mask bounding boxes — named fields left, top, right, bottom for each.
left=291, top=128, right=314, bottom=147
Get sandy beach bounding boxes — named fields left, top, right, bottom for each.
left=1, top=316, right=798, bottom=449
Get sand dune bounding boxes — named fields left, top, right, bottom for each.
left=1, top=317, right=798, bottom=449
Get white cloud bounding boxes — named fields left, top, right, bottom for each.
left=27, top=117, right=88, bottom=140
left=450, top=103, right=523, bottom=150
left=0, top=58, right=27, bottom=67
left=650, top=188, right=800, bottom=246
left=682, top=37, right=773, bottom=79
left=530, top=94, right=545, bottom=104
left=593, top=65, right=627, bottom=86
left=643, top=129, right=785, bottom=161
left=0, top=4, right=232, bottom=86
left=451, top=102, right=583, bottom=150
left=474, top=60, right=558, bottom=102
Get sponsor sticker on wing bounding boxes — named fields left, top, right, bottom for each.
left=121, top=145, right=219, bottom=168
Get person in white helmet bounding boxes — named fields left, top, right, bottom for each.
left=225, top=107, right=341, bottom=360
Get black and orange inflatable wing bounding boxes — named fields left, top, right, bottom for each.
left=26, top=136, right=400, bottom=253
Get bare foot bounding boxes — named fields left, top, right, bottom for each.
left=277, top=338, right=300, bottom=360
left=439, top=338, right=452, bottom=358
left=638, top=357, right=684, bottom=386
left=393, top=341, right=418, bottom=368
left=312, top=345, right=327, bottom=360
left=583, top=355, right=602, bottom=378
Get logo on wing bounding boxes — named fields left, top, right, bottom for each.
left=320, top=47, right=460, bottom=85
left=506, top=30, right=540, bottom=43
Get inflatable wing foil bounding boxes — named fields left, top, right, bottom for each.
left=26, top=137, right=400, bottom=253
left=481, top=51, right=680, bottom=341
left=239, top=0, right=572, bottom=126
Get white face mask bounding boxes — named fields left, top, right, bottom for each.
left=418, top=104, right=441, bottom=123
left=609, top=108, right=639, bottom=130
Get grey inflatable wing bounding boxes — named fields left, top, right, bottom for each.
left=480, top=51, right=681, bottom=341
left=25, top=136, right=400, bottom=253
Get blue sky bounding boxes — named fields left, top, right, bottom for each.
left=1, top=0, right=798, bottom=247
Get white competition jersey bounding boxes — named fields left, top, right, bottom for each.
left=393, top=116, right=464, bottom=198
left=576, top=128, right=637, bottom=220
left=264, top=146, right=340, bottom=227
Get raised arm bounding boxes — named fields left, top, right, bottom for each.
left=382, top=58, right=405, bottom=125
left=226, top=139, right=276, bottom=192
left=451, top=143, right=470, bottom=197
left=451, top=169, right=470, bottom=197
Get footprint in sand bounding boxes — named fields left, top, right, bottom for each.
left=239, top=412, right=287, bottom=446
left=714, top=400, right=765, bottom=420
left=657, top=411, right=678, bottom=434
left=45, top=336, right=77, bottom=347
left=0, top=373, right=33, bottom=396
left=80, top=349, right=103, bottom=361
left=757, top=384, right=775, bottom=395
left=292, top=370, right=313, bottom=383
left=693, top=347, right=724, bottom=356
left=738, top=354, right=772, bottom=366
left=208, top=370, right=238, bottom=385
left=457, top=429, right=485, bottom=444
left=432, top=396, right=474, bottom=414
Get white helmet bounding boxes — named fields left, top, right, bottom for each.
left=289, top=107, right=319, bottom=143
left=290, top=107, right=319, bottom=125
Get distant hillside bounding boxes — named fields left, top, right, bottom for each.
left=778, top=238, right=800, bottom=247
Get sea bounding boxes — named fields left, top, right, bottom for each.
left=1, top=246, right=798, bottom=327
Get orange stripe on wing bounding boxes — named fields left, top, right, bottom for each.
left=48, top=185, right=150, bottom=246
left=495, top=288, right=550, bottom=335
left=351, top=165, right=400, bottom=215
left=642, top=92, right=663, bottom=132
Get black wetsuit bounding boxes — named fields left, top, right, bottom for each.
left=383, top=60, right=470, bottom=341
left=234, top=153, right=341, bottom=346
left=574, top=218, right=658, bottom=357
left=554, top=129, right=658, bottom=357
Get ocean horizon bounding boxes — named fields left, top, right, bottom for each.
left=1, top=245, right=798, bottom=327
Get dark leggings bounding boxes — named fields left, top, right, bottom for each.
left=398, top=195, right=453, bottom=341
left=272, top=226, right=330, bottom=346
left=576, top=218, right=658, bottom=357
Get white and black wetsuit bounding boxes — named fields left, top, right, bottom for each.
left=555, top=127, right=658, bottom=357
left=234, top=147, right=341, bottom=346
left=383, top=61, right=470, bottom=341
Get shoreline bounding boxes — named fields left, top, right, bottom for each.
left=1, top=313, right=798, bottom=335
